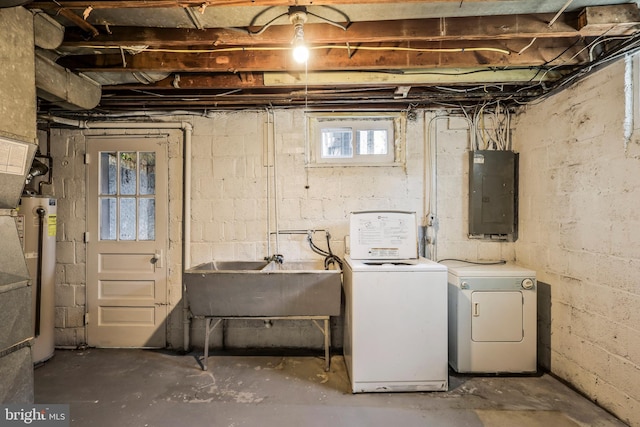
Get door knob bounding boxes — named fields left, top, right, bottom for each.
left=151, top=250, right=163, bottom=268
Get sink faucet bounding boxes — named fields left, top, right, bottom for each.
left=265, top=254, right=284, bottom=264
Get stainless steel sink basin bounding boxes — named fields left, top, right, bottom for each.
left=191, top=260, right=270, bottom=271
left=183, top=260, right=342, bottom=317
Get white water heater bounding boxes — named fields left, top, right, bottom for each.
left=17, top=196, right=57, bottom=364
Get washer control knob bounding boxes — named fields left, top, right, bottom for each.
left=461, top=281, right=469, bottom=289
left=521, top=278, right=534, bottom=290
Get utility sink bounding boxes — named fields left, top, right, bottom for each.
left=192, top=261, right=270, bottom=271
left=183, top=260, right=342, bottom=317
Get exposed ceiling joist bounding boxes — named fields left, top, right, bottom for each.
left=28, top=1, right=640, bottom=114
left=57, top=13, right=620, bottom=48
left=28, top=0, right=525, bottom=10
left=59, top=39, right=588, bottom=73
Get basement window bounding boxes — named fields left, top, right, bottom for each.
left=307, top=113, right=405, bottom=166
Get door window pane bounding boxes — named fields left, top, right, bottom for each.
left=99, top=150, right=157, bottom=242
left=120, top=152, right=137, bottom=195
left=138, top=198, right=155, bottom=241
left=100, top=198, right=117, bottom=240
left=119, top=197, right=136, bottom=240
left=139, top=152, right=156, bottom=195
left=100, top=152, right=117, bottom=195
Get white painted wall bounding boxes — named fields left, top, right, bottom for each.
left=44, top=60, right=639, bottom=424
left=186, top=110, right=490, bottom=349
left=513, top=59, right=640, bottom=426
left=48, top=109, right=500, bottom=350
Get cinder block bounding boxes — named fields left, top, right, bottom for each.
left=65, top=306, right=85, bottom=328
left=56, top=284, right=75, bottom=307
left=54, top=327, right=77, bottom=347
left=233, top=199, right=258, bottom=221
left=54, top=307, right=66, bottom=328
left=74, top=285, right=86, bottom=306
left=222, top=220, right=247, bottom=241
left=56, top=241, right=75, bottom=264
left=64, top=263, right=85, bottom=286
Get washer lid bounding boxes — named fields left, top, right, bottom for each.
left=349, top=211, right=418, bottom=260
left=346, top=256, right=446, bottom=272
left=440, top=260, right=535, bottom=277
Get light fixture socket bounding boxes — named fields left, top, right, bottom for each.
left=289, top=6, right=309, bottom=63
left=288, top=6, right=308, bottom=27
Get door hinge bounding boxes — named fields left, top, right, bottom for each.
left=84, top=153, right=90, bottom=164
left=84, top=232, right=89, bottom=243
left=84, top=313, right=90, bottom=325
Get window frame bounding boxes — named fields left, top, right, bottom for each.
left=306, top=112, right=406, bottom=167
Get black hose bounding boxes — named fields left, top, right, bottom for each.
left=307, top=232, right=343, bottom=270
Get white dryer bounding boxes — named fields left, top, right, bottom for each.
left=343, top=211, right=448, bottom=393
left=442, top=261, right=537, bottom=374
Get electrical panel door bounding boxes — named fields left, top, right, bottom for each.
left=468, top=150, right=518, bottom=240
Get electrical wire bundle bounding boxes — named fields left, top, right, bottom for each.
left=470, top=100, right=512, bottom=151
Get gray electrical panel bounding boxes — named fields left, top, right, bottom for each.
left=468, top=150, right=518, bottom=241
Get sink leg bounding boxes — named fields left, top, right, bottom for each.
left=203, top=318, right=211, bottom=371
left=324, top=318, right=331, bottom=372
left=201, top=318, right=223, bottom=371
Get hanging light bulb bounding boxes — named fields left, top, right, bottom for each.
left=293, top=42, right=309, bottom=64
left=289, top=7, right=309, bottom=64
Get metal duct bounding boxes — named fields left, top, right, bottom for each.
left=35, top=53, right=101, bottom=110
left=0, top=0, right=32, bottom=8
left=81, top=71, right=171, bottom=86
left=33, top=11, right=64, bottom=50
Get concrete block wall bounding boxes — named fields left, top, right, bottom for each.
left=186, top=109, right=510, bottom=349
left=513, top=59, right=640, bottom=426
left=46, top=110, right=515, bottom=351
left=48, top=128, right=184, bottom=349
left=48, top=129, right=87, bottom=347
left=187, top=110, right=427, bottom=349
left=432, top=115, right=516, bottom=262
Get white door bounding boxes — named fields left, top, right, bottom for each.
left=86, top=136, right=168, bottom=348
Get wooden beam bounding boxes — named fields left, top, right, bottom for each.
left=57, top=39, right=588, bottom=73
left=29, top=0, right=517, bottom=10
left=48, top=5, right=99, bottom=36
left=578, top=4, right=640, bottom=34
left=62, top=13, right=588, bottom=48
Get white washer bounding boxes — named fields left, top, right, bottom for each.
left=443, top=261, right=537, bottom=374
left=343, top=211, right=448, bottom=393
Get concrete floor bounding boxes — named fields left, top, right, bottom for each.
left=35, top=349, right=626, bottom=427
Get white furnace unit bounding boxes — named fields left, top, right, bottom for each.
left=343, top=211, right=448, bottom=393
left=443, top=261, right=537, bottom=374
